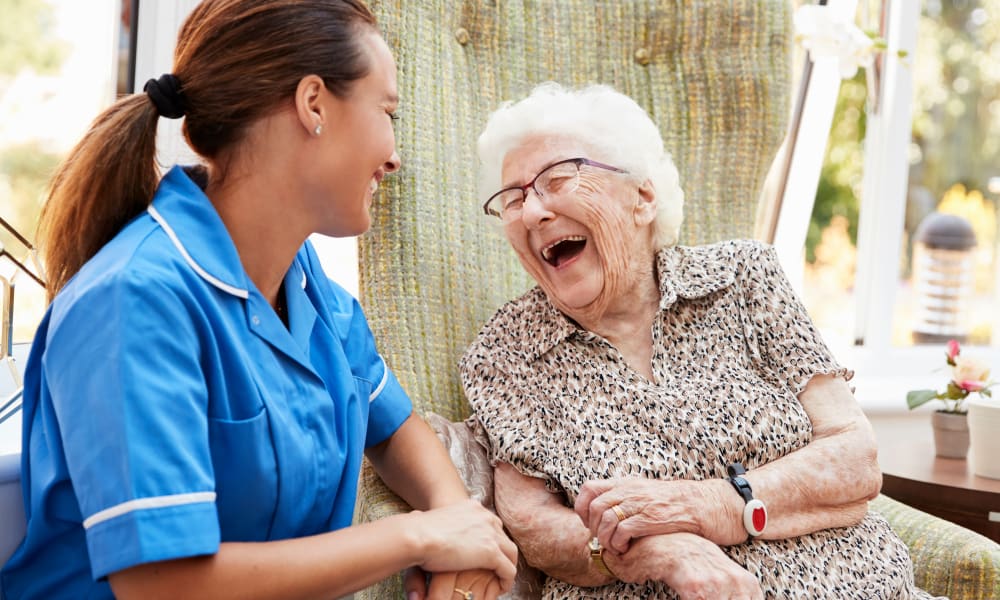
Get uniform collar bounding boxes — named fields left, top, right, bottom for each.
left=517, top=243, right=739, bottom=363
left=147, top=165, right=251, bottom=299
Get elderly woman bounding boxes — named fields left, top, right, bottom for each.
left=460, top=83, right=938, bottom=600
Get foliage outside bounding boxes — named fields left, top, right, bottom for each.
left=803, top=0, right=1000, bottom=347
left=0, top=0, right=66, bottom=340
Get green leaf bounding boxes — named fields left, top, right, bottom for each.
left=982, top=388, right=992, bottom=398
left=944, top=382, right=968, bottom=400
left=907, top=390, right=939, bottom=410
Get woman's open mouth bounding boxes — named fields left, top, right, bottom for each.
left=541, top=235, right=587, bottom=268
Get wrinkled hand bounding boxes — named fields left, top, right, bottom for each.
left=605, top=533, right=763, bottom=600
left=405, top=569, right=503, bottom=600
left=574, top=477, right=742, bottom=553
left=430, top=569, right=502, bottom=600
left=407, top=499, right=518, bottom=591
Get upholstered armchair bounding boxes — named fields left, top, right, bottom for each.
left=354, top=1, right=1000, bottom=598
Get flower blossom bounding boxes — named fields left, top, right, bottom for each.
left=907, top=339, right=995, bottom=413
left=794, top=5, right=876, bottom=79
left=946, top=339, right=960, bottom=364
left=952, top=355, right=991, bottom=393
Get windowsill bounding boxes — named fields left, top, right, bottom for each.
left=837, top=344, right=1000, bottom=415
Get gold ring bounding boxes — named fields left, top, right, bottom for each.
left=454, top=588, right=474, bottom=600
left=612, top=504, right=627, bottom=522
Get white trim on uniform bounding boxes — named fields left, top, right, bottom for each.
left=148, top=206, right=250, bottom=299
left=82, top=491, right=217, bottom=530
left=369, top=358, right=389, bottom=403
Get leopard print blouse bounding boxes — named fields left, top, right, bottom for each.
left=460, top=240, right=939, bottom=600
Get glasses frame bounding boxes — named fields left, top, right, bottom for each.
left=482, top=157, right=628, bottom=219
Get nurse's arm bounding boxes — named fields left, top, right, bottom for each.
left=365, top=411, right=469, bottom=508
left=108, top=498, right=514, bottom=600
left=366, top=412, right=511, bottom=597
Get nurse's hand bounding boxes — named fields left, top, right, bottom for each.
left=407, top=499, right=517, bottom=591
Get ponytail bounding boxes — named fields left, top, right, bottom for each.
left=37, top=94, right=160, bottom=301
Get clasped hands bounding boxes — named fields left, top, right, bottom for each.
left=575, top=477, right=763, bottom=600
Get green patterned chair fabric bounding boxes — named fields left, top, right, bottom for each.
left=871, top=495, right=1000, bottom=599
left=353, top=1, right=1000, bottom=598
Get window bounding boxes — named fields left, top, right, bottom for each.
left=1, top=0, right=131, bottom=451
left=776, top=0, right=1000, bottom=411
left=1, top=0, right=132, bottom=342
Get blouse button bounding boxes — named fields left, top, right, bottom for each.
left=252, top=315, right=261, bottom=326
left=761, top=556, right=776, bottom=568
left=455, top=27, right=471, bottom=45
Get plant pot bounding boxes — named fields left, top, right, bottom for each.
left=931, top=410, right=969, bottom=459
left=968, top=398, right=1000, bottom=479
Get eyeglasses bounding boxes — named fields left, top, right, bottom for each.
left=482, top=157, right=628, bottom=220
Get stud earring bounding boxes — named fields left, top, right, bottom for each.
left=314, top=124, right=323, bottom=136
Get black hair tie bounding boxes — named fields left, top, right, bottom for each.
left=143, top=74, right=186, bottom=119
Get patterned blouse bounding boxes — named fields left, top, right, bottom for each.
left=460, top=240, right=938, bottom=600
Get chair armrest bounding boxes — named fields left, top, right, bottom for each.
left=353, top=458, right=411, bottom=600
left=354, top=415, right=545, bottom=599
left=870, top=494, right=1000, bottom=600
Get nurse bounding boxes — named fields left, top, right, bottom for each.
left=0, top=1, right=516, bottom=599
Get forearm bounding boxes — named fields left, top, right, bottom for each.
left=511, top=501, right=609, bottom=586
left=493, top=463, right=610, bottom=587
left=742, top=419, right=877, bottom=536
left=706, top=375, right=880, bottom=544
left=110, top=511, right=428, bottom=600
left=366, top=412, right=469, bottom=509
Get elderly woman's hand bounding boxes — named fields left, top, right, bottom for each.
left=605, top=533, right=762, bottom=600
left=574, top=477, right=745, bottom=553
left=425, top=569, right=503, bottom=600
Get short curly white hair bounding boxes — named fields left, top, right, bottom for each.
left=476, top=82, right=684, bottom=249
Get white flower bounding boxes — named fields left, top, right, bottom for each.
left=952, top=355, right=991, bottom=392
left=795, top=5, right=876, bottom=79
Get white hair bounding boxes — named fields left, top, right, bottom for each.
left=476, top=82, right=684, bottom=248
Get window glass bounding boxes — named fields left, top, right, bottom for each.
left=801, top=0, right=1000, bottom=350
left=0, top=0, right=128, bottom=343
left=893, top=0, right=999, bottom=347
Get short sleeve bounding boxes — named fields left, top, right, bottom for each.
left=459, top=351, right=557, bottom=491
left=737, top=242, right=853, bottom=396
left=43, top=272, right=219, bottom=580
left=361, top=354, right=411, bottom=447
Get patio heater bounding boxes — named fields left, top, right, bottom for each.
left=911, top=212, right=977, bottom=344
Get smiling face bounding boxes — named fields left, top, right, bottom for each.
left=500, top=136, right=659, bottom=321
left=308, top=30, right=401, bottom=237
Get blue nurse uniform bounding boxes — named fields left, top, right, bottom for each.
left=0, top=166, right=413, bottom=599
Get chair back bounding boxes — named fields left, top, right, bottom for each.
left=361, top=0, right=792, bottom=422
left=356, top=2, right=792, bottom=596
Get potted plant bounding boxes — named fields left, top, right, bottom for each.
left=907, top=340, right=994, bottom=458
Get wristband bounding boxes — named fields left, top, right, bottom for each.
left=588, top=537, right=618, bottom=579
left=726, top=462, right=767, bottom=538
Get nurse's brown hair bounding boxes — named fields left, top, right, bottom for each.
left=37, top=0, right=377, bottom=300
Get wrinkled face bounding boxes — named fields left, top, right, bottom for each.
left=312, top=31, right=401, bottom=237
left=500, top=136, right=657, bottom=317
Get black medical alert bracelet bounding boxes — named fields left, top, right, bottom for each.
left=726, top=462, right=767, bottom=538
